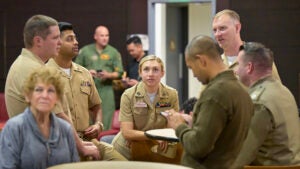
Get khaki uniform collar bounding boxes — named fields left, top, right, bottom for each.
left=134, top=82, right=169, bottom=99
left=250, top=75, right=274, bottom=89
left=22, top=48, right=45, bottom=65
left=47, top=58, right=83, bottom=77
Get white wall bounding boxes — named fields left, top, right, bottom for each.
left=154, top=4, right=167, bottom=84
left=153, top=2, right=212, bottom=98
left=188, top=3, right=212, bottom=98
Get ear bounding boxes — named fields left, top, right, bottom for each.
left=33, top=36, right=42, bottom=47
left=160, top=69, right=165, bottom=78
left=24, top=94, right=31, bottom=103
left=94, top=34, right=97, bottom=40
left=235, top=23, right=241, bottom=34
left=246, top=62, right=254, bottom=74
left=196, top=54, right=207, bottom=67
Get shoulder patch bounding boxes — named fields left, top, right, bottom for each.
left=250, top=85, right=265, bottom=101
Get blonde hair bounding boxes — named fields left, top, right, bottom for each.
left=139, top=55, right=165, bottom=72
left=214, top=9, right=240, bottom=24
left=23, top=67, right=64, bottom=101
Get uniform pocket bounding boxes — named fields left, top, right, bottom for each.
left=133, top=107, right=149, bottom=129
left=80, top=86, right=91, bottom=95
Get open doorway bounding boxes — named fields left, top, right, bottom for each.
left=148, top=0, right=216, bottom=104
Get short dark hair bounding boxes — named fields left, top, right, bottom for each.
left=239, top=42, right=273, bottom=71
left=58, top=22, right=73, bottom=32
left=126, top=36, right=142, bottom=45
left=185, top=35, right=222, bottom=61
left=180, top=97, right=197, bottom=114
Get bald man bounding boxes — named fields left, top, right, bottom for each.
left=75, top=26, right=124, bottom=130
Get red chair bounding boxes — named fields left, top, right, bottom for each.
left=0, top=93, right=9, bottom=131
left=98, top=109, right=120, bottom=140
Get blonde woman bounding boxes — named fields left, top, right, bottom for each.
left=112, top=55, right=179, bottom=160
left=0, top=67, right=79, bottom=169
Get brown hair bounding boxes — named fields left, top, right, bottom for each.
left=23, top=15, right=58, bottom=48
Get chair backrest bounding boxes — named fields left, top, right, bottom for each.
left=0, top=93, right=9, bottom=122
left=111, top=109, right=120, bottom=130
left=244, top=165, right=300, bottom=169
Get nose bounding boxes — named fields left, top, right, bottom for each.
left=74, top=38, right=79, bottom=45
left=41, top=90, right=49, bottom=97
left=58, top=38, right=62, bottom=46
left=214, top=29, right=221, bottom=37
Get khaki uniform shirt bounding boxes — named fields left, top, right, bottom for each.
left=113, top=82, right=179, bottom=159
left=47, top=59, right=101, bottom=132
left=5, top=49, right=45, bottom=117
left=176, top=70, right=253, bottom=169
left=232, top=76, right=300, bottom=168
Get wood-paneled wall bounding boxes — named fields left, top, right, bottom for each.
left=220, top=0, right=300, bottom=106
left=0, top=0, right=147, bottom=92
left=0, top=0, right=299, bottom=106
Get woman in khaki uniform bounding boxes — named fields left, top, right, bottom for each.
left=112, top=55, right=179, bottom=160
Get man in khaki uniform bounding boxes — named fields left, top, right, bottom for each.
left=5, top=15, right=61, bottom=118
left=112, top=55, right=179, bottom=160
left=166, top=35, right=253, bottom=169
left=5, top=15, right=101, bottom=160
left=233, top=42, right=300, bottom=168
left=47, top=22, right=126, bottom=161
left=212, top=9, right=281, bottom=81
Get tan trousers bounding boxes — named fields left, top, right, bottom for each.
left=78, top=133, right=127, bottom=161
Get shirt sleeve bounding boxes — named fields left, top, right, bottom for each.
left=176, top=99, right=228, bottom=158
left=113, top=52, right=124, bottom=78
left=66, top=124, right=80, bottom=162
left=232, top=103, right=273, bottom=168
left=119, top=91, right=133, bottom=122
left=0, top=121, right=23, bottom=169
left=172, top=90, right=179, bottom=112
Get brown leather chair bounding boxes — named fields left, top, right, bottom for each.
left=244, top=165, right=300, bottom=169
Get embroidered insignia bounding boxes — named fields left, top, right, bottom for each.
left=134, top=102, right=147, bottom=108
left=80, top=80, right=91, bottom=86
left=100, top=54, right=110, bottom=60
left=250, top=86, right=265, bottom=101
left=156, top=102, right=171, bottom=108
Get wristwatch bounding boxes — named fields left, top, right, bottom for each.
left=96, top=121, right=104, bottom=131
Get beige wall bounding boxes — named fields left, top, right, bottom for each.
left=188, top=3, right=212, bottom=98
